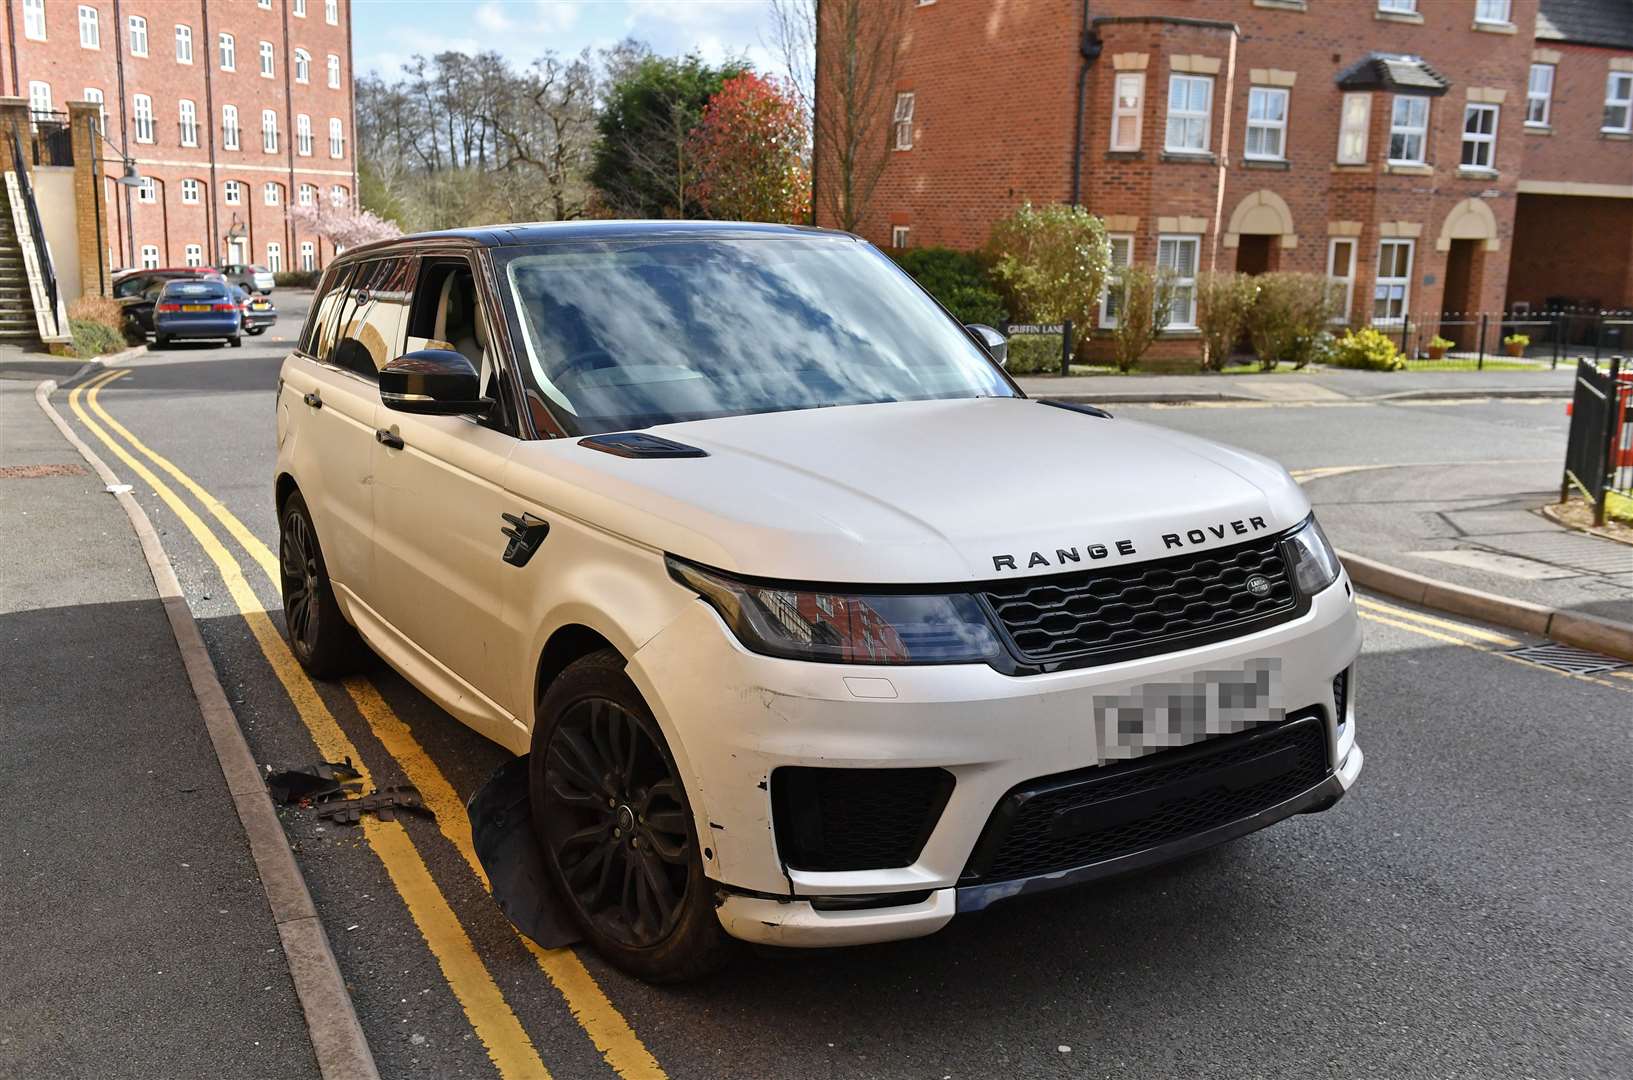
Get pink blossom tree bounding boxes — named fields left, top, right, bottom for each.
left=291, top=196, right=402, bottom=251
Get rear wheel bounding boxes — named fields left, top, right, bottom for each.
left=246, top=326, right=267, bottom=336
left=530, top=650, right=734, bottom=983
left=278, top=490, right=366, bottom=678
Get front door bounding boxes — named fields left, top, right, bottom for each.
left=369, top=256, right=521, bottom=730
left=1235, top=234, right=1276, bottom=275
left=1441, top=239, right=1483, bottom=349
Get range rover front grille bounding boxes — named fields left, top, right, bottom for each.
left=961, top=713, right=1330, bottom=885
left=982, top=536, right=1299, bottom=668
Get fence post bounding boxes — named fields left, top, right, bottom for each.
left=1399, top=314, right=1409, bottom=356
left=1597, top=355, right=1623, bottom=527
left=1553, top=314, right=1562, bottom=370
left=1060, top=318, right=1073, bottom=377
left=1477, top=313, right=1488, bottom=371
left=1594, top=313, right=1602, bottom=361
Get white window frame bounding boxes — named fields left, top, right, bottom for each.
left=219, top=32, right=235, bottom=71
left=27, top=80, right=51, bottom=116
left=1526, top=64, right=1554, bottom=127
left=262, top=109, right=279, bottom=154
left=222, top=105, right=240, bottom=150
left=1605, top=72, right=1633, bottom=134
left=1337, top=92, right=1371, bottom=164
left=1377, top=0, right=1416, bottom=11
left=890, top=225, right=910, bottom=248
left=1326, top=237, right=1357, bottom=325
left=128, top=15, right=147, bottom=56
left=133, top=94, right=155, bottom=143
left=327, top=54, right=342, bottom=88
left=1244, top=86, right=1289, bottom=161
left=328, top=117, right=344, bottom=158
left=296, top=114, right=312, bottom=156
left=1165, top=73, right=1213, bottom=154
left=23, top=0, right=46, bottom=42
left=224, top=180, right=242, bottom=206
left=300, top=241, right=316, bottom=272
left=259, top=41, right=275, bottom=78
left=180, top=178, right=200, bottom=204
left=293, top=0, right=307, bottom=15
left=1387, top=95, right=1428, bottom=164
left=294, top=48, right=310, bottom=84
left=175, top=24, right=193, bottom=64
left=1474, top=0, right=1511, bottom=25
left=299, top=183, right=316, bottom=207
left=83, top=87, right=105, bottom=133
left=330, top=184, right=348, bottom=205
left=1157, top=234, right=1200, bottom=329
left=325, top=0, right=338, bottom=25
left=264, top=181, right=281, bottom=206
left=1110, top=72, right=1144, bottom=151
left=140, top=245, right=160, bottom=270
left=893, top=93, right=915, bottom=151
left=258, top=0, right=271, bottom=8
left=1460, top=102, right=1498, bottom=171
left=136, top=176, right=155, bottom=204
left=1373, top=238, right=1414, bottom=324
left=78, top=5, right=99, bottom=49
left=184, top=244, right=203, bottom=268
left=178, top=99, right=199, bottom=147
left=267, top=242, right=283, bottom=273
left=1100, top=234, right=1134, bottom=328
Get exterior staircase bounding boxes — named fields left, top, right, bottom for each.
left=0, top=202, right=42, bottom=348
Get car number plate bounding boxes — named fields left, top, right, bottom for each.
left=251, top=301, right=269, bottom=310
left=1093, top=659, right=1283, bottom=761
left=182, top=304, right=210, bottom=312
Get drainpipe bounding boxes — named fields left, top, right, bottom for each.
left=1069, top=0, right=1102, bottom=207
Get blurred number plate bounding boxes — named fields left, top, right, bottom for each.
left=251, top=301, right=270, bottom=310
left=182, top=304, right=210, bottom=312
left=1094, top=659, right=1283, bottom=761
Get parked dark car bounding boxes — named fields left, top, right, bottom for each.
left=115, top=268, right=226, bottom=336
left=153, top=279, right=243, bottom=347
left=233, top=285, right=278, bottom=335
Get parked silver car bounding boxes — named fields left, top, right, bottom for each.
left=219, top=263, right=276, bottom=294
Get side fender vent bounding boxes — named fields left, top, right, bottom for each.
left=578, top=433, right=708, bottom=459
left=1038, top=399, right=1113, bottom=419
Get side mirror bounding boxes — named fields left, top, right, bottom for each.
left=380, top=349, right=491, bottom=416
left=966, top=323, right=1008, bottom=367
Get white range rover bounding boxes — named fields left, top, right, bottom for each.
left=275, top=222, right=1362, bottom=982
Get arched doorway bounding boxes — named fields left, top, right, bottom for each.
left=1437, top=198, right=1499, bottom=319
left=1225, top=190, right=1297, bottom=275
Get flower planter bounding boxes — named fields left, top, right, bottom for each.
left=1426, top=345, right=1448, bottom=360
left=1504, top=342, right=1526, bottom=357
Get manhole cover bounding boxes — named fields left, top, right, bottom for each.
left=0, top=463, right=87, bottom=479
left=1505, top=642, right=1629, bottom=675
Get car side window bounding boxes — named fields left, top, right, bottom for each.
left=302, top=263, right=354, bottom=359
left=331, top=257, right=415, bottom=381
left=114, top=275, right=150, bottom=298
left=405, top=256, right=515, bottom=434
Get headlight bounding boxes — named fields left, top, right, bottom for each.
left=667, top=557, right=1004, bottom=665
left=1284, top=515, right=1341, bottom=595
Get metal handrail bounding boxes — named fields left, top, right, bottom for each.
left=8, top=126, right=58, bottom=328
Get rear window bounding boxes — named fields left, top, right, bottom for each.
left=162, top=281, right=229, bottom=299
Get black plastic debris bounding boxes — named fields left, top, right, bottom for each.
left=315, top=785, right=433, bottom=824
left=265, top=758, right=361, bottom=804
left=467, top=755, right=581, bottom=949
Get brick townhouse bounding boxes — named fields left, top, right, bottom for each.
left=0, top=0, right=357, bottom=277
left=817, top=0, right=1633, bottom=354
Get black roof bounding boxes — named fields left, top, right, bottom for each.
left=1537, top=0, right=1633, bottom=49
left=1335, top=53, right=1451, bottom=96
left=341, top=220, right=848, bottom=259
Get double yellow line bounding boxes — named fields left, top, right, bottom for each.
left=1356, top=594, right=1633, bottom=694
left=69, top=369, right=665, bottom=1080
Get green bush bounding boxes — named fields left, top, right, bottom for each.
left=891, top=247, right=1005, bottom=326
left=1194, top=271, right=1256, bottom=371
left=1330, top=328, right=1405, bottom=370
left=1004, top=335, right=1066, bottom=374
left=1247, top=272, right=1333, bottom=371
left=70, top=318, right=124, bottom=358
left=274, top=270, right=322, bottom=289
left=1111, top=266, right=1175, bottom=373
left=986, top=202, right=1110, bottom=335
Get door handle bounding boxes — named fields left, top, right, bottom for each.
left=302, top=391, right=322, bottom=409
left=375, top=427, right=404, bottom=449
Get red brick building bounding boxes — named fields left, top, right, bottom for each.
left=816, top=0, right=1633, bottom=352
left=1, top=0, right=356, bottom=277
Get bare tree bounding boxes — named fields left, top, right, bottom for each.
left=483, top=51, right=599, bottom=221
left=770, top=0, right=901, bottom=232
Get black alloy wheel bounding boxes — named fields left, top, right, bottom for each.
left=540, top=698, right=693, bottom=949
left=280, top=508, right=320, bottom=660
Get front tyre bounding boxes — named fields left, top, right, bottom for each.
left=529, top=650, right=734, bottom=983
left=278, top=490, right=365, bottom=678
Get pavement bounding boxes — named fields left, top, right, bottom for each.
left=2, top=313, right=1631, bottom=1078
left=0, top=380, right=318, bottom=1078
left=1017, top=364, right=1580, bottom=403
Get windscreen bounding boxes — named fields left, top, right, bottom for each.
left=501, top=236, right=1014, bottom=434
left=163, top=281, right=229, bottom=299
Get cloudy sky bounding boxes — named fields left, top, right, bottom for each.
left=350, top=0, right=783, bottom=79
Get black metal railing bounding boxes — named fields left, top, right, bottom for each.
left=1561, top=356, right=1630, bottom=526
left=7, top=127, right=58, bottom=330
left=29, top=109, right=73, bottom=167
left=1359, top=309, right=1633, bottom=369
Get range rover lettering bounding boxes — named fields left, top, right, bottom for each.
left=274, top=222, right=1363, bottom=982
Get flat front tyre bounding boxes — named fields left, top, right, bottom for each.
left=530, top=650, right=734, bottom=983
left=278, top=490, right=365, bottom=678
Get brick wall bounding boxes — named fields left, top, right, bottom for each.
left=1508, top=193, right=1633, bottom=310
left=0, top=0, right=355, bottom=281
